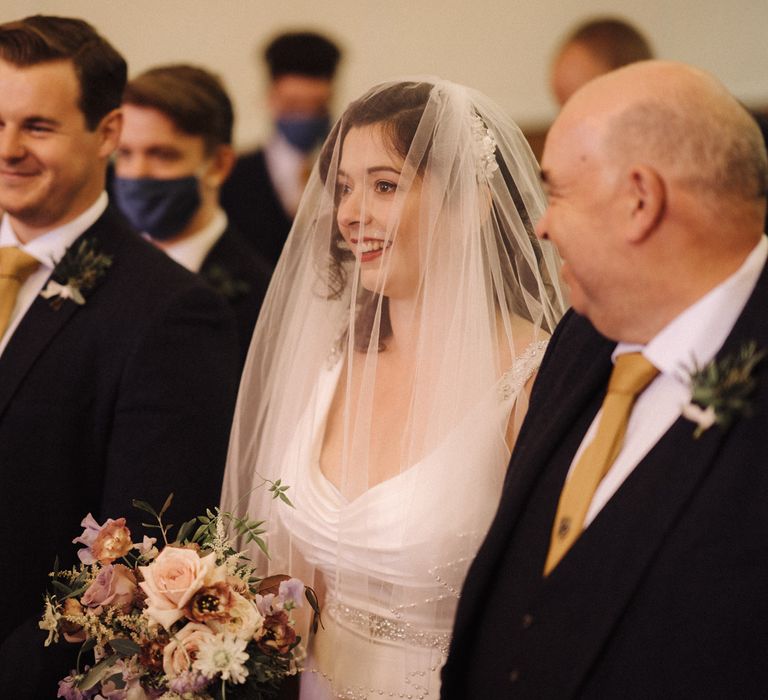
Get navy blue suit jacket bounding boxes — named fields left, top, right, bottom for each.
left=220, top=148, right=293, bottom=266
left=200, top=222, right=272, bottom=366
left=443, top=256, right=768, bottom=699
left=0, top=207, right=241, bottom=695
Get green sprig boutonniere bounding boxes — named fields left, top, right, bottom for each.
left=202, top=263, right=251, bottom=301
left=681, top=341, right=766, bottom=438
left=40, top=238, right=112, bottom=309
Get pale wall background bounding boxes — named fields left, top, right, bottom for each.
left=2, top=0, right=767, bottom=150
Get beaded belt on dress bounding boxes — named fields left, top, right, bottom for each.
left=326, top=600, right=450, bottom=652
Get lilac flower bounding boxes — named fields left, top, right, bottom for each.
left=57, top=670, right=97, bottom=699
left=135, top=535, right=158, bottom=559
left=277, top=578, right=304, bottom=609
left=167, top=670, right=211, bottom=694
left=72, top=513, right=102, bottom=565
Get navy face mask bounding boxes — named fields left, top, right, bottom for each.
left=276, top=114, right=331, bottom=153
left=113, top=175, right=201, bottom=241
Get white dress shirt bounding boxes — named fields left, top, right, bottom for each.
left=0, top=192, right=108, bottom=357
left=570, top=236, right=768, bottom=527
left=264, top=133, right=308, bottom=217
left=148, top=208, right=227, bottom=274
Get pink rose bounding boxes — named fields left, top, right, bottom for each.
left=162, top=623, right=214, bottom=679
left=81, top=564, right=137, bottom=613
left=73, top=514, right=133, bottom=565
left=139, top=548, right=224, bottom=629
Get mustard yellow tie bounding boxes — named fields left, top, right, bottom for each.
left=0, top=247, right=40, bottom=338
left=544, top=352, right=659, bottom=576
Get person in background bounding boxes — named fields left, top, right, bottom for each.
left=0, top=16, right=240, bottom=696
left=221, top=30, right=341, bottom=265
left=114, top=64, right=272, bottom=365
left=550, top=17, right=653, bottom=107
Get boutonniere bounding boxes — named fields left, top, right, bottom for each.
left=202, top=263, right=251, bottom=301
left=40, top=238, right=112, bottom=310
left=681, top=341, right=766, bottom=438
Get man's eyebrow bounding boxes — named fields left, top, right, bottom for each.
left=24, top=115, right=62, bottom=128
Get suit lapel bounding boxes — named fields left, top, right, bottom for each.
left=528, top=259, right=768, bottom=695
left=0, top=210, right=122, bottom=418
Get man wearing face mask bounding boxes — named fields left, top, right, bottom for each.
left=220, top=31, right=341, bottom=265
left=114, top=64, right=272, bottom=365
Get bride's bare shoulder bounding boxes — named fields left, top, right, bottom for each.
left=497, top=313, right=550, bottom=371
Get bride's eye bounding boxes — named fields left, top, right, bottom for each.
left=336, top=180, right=352, bottom=199
left=375, top=180, right=397, bottom=194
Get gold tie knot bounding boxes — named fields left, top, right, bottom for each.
left=608, top=353, right=659, bottom=396
left=0, top=246, right=39, bottom=284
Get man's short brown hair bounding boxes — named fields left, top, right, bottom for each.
left=0, top=15, right=126, bottom=130
left=122, top=64, right=234, bottom=154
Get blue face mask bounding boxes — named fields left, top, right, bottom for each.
left=113, top=175, right=200, bottom=241
left=276, top=114, right=331, bottom=153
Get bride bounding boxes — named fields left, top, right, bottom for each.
left=222, top=78, right=567, bottom=698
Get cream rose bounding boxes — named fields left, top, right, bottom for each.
left=162, top=622, right=214, bottom=679
left=139, top=548, right=225, bottom=629
left=207, top=591, right=265, bottom=641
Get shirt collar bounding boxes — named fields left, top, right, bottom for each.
left=148, top=208, right=227, bottom=273
left=0, top=191, right=108, bottom=269
left=266, top=131, right=306, bottom=165
left=614, top=235, right=768, bottom=379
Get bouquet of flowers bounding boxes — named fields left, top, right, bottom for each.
left=39, top=488, right=317, bottom=699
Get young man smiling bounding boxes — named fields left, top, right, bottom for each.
left=0, top=17, right=240, bottom=696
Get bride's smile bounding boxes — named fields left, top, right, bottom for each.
left=336, top=124, right=423, bottom=299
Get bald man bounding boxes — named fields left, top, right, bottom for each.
left=443, top=61, right=768, bottom=698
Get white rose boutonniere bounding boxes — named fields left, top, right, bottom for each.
left=682, top=341, right=765, bottom=438
left=40, top=238, right=112, bottom=309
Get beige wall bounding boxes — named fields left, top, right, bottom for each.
left=2, top=0, right=767, bottom=150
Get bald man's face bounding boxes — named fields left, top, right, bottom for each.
left=551, top=42, right=612, bottom=107
left=535, top=105, right=628, bottom=333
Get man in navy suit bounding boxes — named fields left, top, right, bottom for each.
left=220, top=31, right=341, bottom=265
left=0, top=16, right=240, bottom=695
left=114, top=64, right=272, bottom=365
left=443, top=61, right=768, bottom=698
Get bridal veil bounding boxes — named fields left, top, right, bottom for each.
left=221, top=78, right=567, bottom=696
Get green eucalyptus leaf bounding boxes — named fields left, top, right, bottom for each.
left=132, top=500, right=158, bottom=518
left=77, top=655, right=119, bottom=690
left=109, top=637, right=141, bottom=656
left=159, top=493, right=175, bottom=518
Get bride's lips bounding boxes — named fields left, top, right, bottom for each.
left=341, top=237, right=393, bottom=263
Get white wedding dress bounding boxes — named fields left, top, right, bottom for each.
left=276, top=340, right=547, bottom=699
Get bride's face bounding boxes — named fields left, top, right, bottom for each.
left=336, top=124, right=423, bottom=299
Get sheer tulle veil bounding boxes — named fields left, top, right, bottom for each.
left=221, top=78, right=567, bottom=694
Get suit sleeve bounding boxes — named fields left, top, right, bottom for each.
left=99, top=283, right=240, bottom=530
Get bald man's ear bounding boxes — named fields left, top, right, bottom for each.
left=625, top=165, right=665, bottom=242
